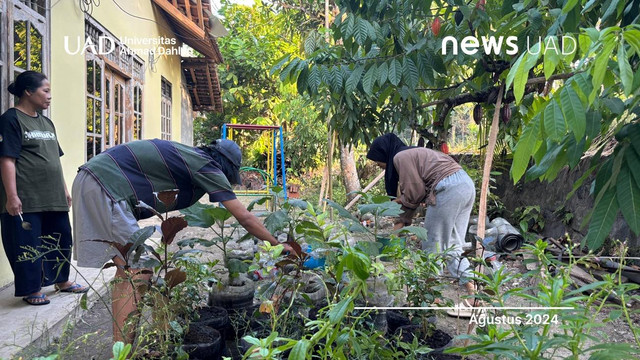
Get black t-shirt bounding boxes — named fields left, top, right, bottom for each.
left=0, top=108, right=68, bottom=213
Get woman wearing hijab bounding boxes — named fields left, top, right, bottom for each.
left=366, top=133, right=477, bottom=317
left=72, top=138, right=295, bottom=343
left=0, top=71, right=87, bottom=306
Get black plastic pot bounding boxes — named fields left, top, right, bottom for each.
left=395, top=325, right=460, bottom=359
left=209, top=274, right=256, bottom=310
left=182, top=326, right=222, bottom=360
left=195, top=306, right=229, bottom=329
left=386, top=311, right=411, bottom=334
left=192, top=305, right=231, bottom=345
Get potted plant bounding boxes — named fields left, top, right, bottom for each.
left=98, top=189, right=223, bottom=358
left=179, top=202, right=256, bottom=310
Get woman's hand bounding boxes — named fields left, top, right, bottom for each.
left=6, top=195, right=22, bottom=216
left=65, top=189, right=72, bottom=208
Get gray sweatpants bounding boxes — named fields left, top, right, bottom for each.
left=422, top=169, right=475, bottom=284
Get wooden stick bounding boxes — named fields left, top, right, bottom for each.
left=465, top=84, right=504, bottom=344
left=476, top=85, right=504, bottom=257
left=318, top=165, right=328, bottom=208
left=345, top=170, right=386, bottom=210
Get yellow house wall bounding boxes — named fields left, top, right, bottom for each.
left=0, top=1, right=189, bottom=288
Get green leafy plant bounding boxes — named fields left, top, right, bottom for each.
left=179, top=202, right=250, bottom=280
left=396, top=250, right=450, bottom=332
left=514, top=204, right=545, bottom=234
left=449, top=239, right=640, bottom=359
left=109, top=342, right=131, bottom=360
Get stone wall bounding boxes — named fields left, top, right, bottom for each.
left=490, top=157, right=639, bottom=248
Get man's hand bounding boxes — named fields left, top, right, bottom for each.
left=281, top=243, right=298, bottom=256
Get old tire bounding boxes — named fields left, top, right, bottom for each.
left=209, top=274, right=256, bottom=310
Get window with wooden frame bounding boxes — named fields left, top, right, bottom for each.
left=85, top=17, right=144, bottom=160
left=6, top=0, right=49, bottom=109
left=133, top=84, right=143, bottom=140
left=161, top=77, right=172, bottom=140
left=86, top=57, right=103, bottom=160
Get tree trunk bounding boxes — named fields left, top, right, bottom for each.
left=339, top=139, right=361, bottom=203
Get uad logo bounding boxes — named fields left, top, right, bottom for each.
left=64, top=36, right=119, bottom=55
left=441, top=35, right=577, bottom=56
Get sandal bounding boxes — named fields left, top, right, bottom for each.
left=55, top=283, right=89, bottom=293
left=446, top=299, right=485, bottom=318
left=23, top=294, right=50, bottom=306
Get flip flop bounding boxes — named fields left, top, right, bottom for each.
left=55, top=283, right=89, bottom=293
left=446, top=299, right=485, bottom=318
left=23, top=294, right=50, bottom=306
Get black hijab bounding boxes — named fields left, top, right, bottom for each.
left=366, top=133, right=410, bottom=197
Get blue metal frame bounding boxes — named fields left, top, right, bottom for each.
left=220, top=124, right=287, bottom=199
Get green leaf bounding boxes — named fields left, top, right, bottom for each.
left=112, top=342, right=131, bottom=360
left=328, top=296, right=354, bottom=324
left=362, top=64, right=378, bottom=95
left=616, top=165, right=640, bottom=235
left=345, top=65, right=364, bottom=93
left=402, top=57, right=419, bottom=88
left=377, top=61, right=389, bottom=86
left=628, top=123, right=640, bottom=156
left=330, top=65, right=344, bottom=93
left=388, top=59, right=402, bottom=86
left=560, top=86, right=586, bottom=141
left=513, top=54, right=530, bottom=104
left=341, top=15, right=355, bottom=38
left=80, top=293, right=88, bottom=310
left=569, top=72, right=593, bottom=103
left=506, top=53, right=524, bottom=92
left=626, top=149, right=640, bottom=189
left=544, top=37, right=561, bottom=79
left=591, top=38, right=616, bottom=102
left=543, top=99, right=565, bottom=141
left=511, top=114, right=541, bottom=183
left=307, top=65, right=321, bottom=94
left=288, top=339, right=310, bottom=360
left=624, top=29, right=640, bottom=55
left=427, top=48, right=446, bottom=74
left=417, top=52, right=435, bottom=85
left=228, top=258, right=249, bottom=275
left=280, top=58, right=300, bottom=83
left=354, top=18, right=370, bottom=46
left=601, top=0, right=622, bottom=23
left=181, top=202, right=230, bottom=227
left=393, top=225, right=428, bottom=241
left=270, top=55, right=291, bottom=77
left=303, top=33, right=318, bottom=55
left=618, top=43, right=634, bottom=96
left=323, top=199, right=354, bottom=220
left=562, top=0, right=579, bottom=14
left=526, top=141, right=565, bottom=181
left=584, top=186, right=619, bottom=250
left=264, top=209, right=290, bottom=233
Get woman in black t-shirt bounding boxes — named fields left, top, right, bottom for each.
left=0, top=71, right=87, bottom=306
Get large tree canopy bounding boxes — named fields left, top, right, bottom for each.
left=195, top=0, right=327, bottom=173
left=277, top=0, right=640, bottom=249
